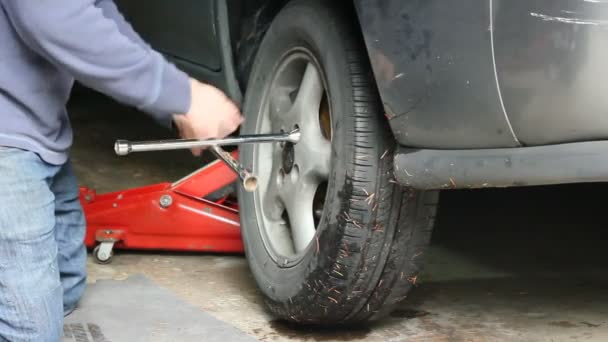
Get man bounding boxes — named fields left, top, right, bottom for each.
left=0, top=0, right=242, bottom=341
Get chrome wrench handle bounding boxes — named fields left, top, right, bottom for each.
left=114, top=129, right=300, bottom=156
left=113, top=129, right=300, bottom=192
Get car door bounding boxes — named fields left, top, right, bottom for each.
left=493, top=0, right=608, bottom=146
left=114, top=0, right=222, bottom=73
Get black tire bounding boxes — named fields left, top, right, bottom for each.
left=238, top=0, right=439, bottom=324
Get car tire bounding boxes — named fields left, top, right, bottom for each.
left=238, top=0, right=439, bottom=324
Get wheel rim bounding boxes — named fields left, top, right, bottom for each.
left=253, top=49, right=332, bottom=262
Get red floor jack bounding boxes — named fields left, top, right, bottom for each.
left=80, top=130, right=301, bottom=264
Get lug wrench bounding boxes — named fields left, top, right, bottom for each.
left=114, top=129, right=301, bottom=192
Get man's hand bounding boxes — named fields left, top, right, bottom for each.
left=173, top=79, right=243, bottom=156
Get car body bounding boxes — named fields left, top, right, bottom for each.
left=115, top=0, right=608, bottom=191
left=113, top=0, right=608, bottom=323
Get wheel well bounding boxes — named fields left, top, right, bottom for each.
left=228, top=0, right=367, bottom=91
left=227, top=0, right=289, bottom=89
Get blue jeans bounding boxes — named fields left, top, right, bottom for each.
left=0, top=147, right=87, bottom=342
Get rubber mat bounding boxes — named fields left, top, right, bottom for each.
left=63, top=274, right=256, bottom=342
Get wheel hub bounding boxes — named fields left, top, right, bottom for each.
left=253, top=51, right=333, bottom=260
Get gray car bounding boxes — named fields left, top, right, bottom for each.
left=114, top=0, right=608, bottom=324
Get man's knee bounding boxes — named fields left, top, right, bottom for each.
left=0, top=221, right=63, bottom=341
left=0, top=282, right=63, bottom=342
left=0, top=228, right=64, bottom=341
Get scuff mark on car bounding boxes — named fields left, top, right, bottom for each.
left=530, top=12, right=608, bottom=26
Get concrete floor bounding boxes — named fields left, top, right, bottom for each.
left=69, top=92, right=608, bottom=341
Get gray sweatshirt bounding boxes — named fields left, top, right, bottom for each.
left=0, top=0, right=191, bottom=165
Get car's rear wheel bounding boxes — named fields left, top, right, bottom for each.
left=238, top=0, right=439, bottom=324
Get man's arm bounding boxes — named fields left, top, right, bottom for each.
left=1, top=0, right=189, bottom=124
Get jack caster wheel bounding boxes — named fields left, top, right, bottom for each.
left=93, top=243, right=114, bottom=265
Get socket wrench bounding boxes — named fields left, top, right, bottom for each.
left=114, top=129, right=301, bottom=192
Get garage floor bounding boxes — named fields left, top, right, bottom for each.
left=66, top=92, right=608, bottom=342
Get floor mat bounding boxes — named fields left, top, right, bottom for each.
left=63, top=274, right=257, bottom=342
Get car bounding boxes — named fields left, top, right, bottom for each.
left=113, top=0, right=608, bottom=324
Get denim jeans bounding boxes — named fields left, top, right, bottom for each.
left=0, top=147, right=87, bottom=342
